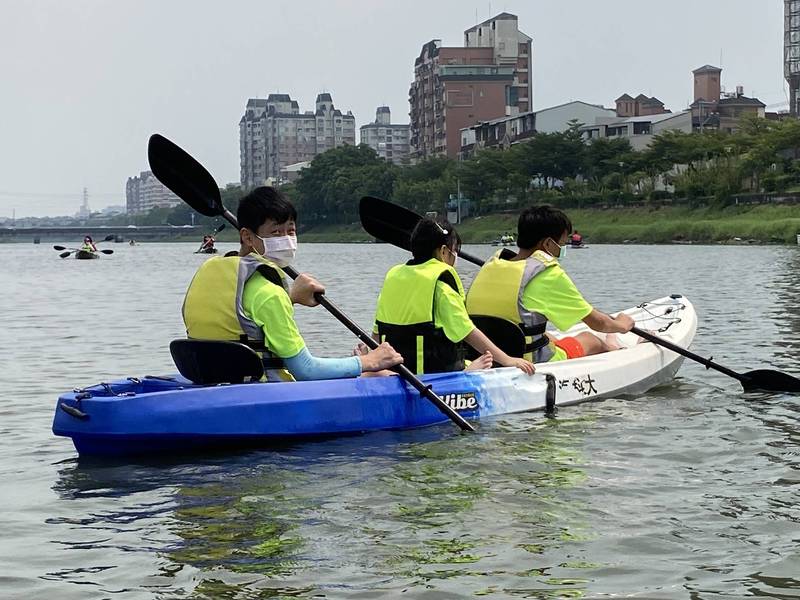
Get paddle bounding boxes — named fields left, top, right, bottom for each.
left=359, top=196, right=800, bottom=394
left=630, top=327, right=800, bottom=392
left=55, top=235, right=114, bottom=252
left=360, top=196, right=485, bottom=266
left=147, top=134, right=475, bottom=432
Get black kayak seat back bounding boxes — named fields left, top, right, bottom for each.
left=169, top=339, right=265, bottom=385
left=465, top=316, right=527, bottom=361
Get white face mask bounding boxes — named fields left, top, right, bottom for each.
left=255, top=233, right=297, bottom=267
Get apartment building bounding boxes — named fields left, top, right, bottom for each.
left=125, top=171, right=181, bottom=215
left=615, top=94, right=669, bottom=117
left=786, top=0, right=800, bottom=116
left=409, top=12, right=533, bottom=159
left=460, top=100, right=617, bottom=156
left=240, top=93, right=356, bottom=188
left=359, top=106, right=411, bottom=164
left=690, top=65, right=766, bottom=133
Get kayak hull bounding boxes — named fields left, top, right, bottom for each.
left=195, top=247, right=218, bottom=254
left=54, top=369, right=555, bottom=456
left=53, top=295, right=696, bottom=457
left=75, top=250, right=99, bottom=259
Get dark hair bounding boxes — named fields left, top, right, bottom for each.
left=517, top=205, right=573, bottom=249
left=410, top=217, right=461, bottom=261
left=237, top=186, right=297, bottom=233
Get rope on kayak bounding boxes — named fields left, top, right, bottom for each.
left=635, top=301, right=685, bottom=333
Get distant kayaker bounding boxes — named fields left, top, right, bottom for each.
left=81, top=236, right=97, bottom=252
left=200, top=235, right=215, bottom=252
left=466, top=205, right=634, bottom=362
left=369, top=217, right=535, bottom=375
left=182, top=186, right=402, bottom=381
left=570, top=230, right=583, bottom=247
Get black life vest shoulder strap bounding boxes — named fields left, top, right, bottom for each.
left=437, top=269, right=459, bottom=293
left=256, top=263, right=285, bottom=289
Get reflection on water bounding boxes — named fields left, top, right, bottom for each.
left=2, top=242, right=800, bottom=598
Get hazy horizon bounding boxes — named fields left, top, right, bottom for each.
left=0, top=0, right=786, bottom=217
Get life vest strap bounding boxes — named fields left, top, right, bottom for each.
left=238, top=335, right=285, bottom=368
left=520, top=322, right=547, bottom=336
left=524, top=335, right=551, bottom=353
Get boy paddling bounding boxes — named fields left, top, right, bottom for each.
left=466, top=205, right=634, bottom=362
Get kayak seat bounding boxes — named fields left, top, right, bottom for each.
left=169, top=339, right=265, bottom=385
left=465, top=316, right=527, bottom=362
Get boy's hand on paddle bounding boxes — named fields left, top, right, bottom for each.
left=359, top=342, right=403, bottom=372
left=290, top=273, right=325, bottom=306
left=614, top=313, right=635, bottom=333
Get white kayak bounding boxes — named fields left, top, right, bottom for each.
left=538, top=293, right=696, bottom=405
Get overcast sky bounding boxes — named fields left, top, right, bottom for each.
left=0, top=0, right=786, bottom=217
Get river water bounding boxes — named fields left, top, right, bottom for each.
left=2, top=241, right=799, bottom=599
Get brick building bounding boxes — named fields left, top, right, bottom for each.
left=409, top=13, right=532, bottom=159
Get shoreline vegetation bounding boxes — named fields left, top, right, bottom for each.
left=15, top=116, right=800, bottom=246
left=296, top=204, right=800, bottom=245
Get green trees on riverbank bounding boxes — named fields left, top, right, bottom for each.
left=288, top=116, right=800, bottom=224
left=104, top=115, right=800, bottom=236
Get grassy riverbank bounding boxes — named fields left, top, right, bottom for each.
left=298, top=204, right=800, bottom=244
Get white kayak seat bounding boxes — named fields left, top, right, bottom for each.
left=169, top=339, right=265, bottom=385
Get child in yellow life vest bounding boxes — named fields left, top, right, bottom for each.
left=183, top=187, right=402, bottom=381
left=370, top=218, right=535, bottom=376
left=466, top=205, right=634, bottom=362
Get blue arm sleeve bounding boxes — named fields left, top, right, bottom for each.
left=283, top=347, right=362, bottom=381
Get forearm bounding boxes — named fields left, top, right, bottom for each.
left=464, top=328, right=515, bottom=366
left=283, top=347, right=362, bottom=381
left=583, top=309, right=627, bottom=333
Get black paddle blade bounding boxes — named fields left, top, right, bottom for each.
left=148, top=134, right=223, bottom=218
left=216, top=223, right=226, bottom=233
left=59, top=251, right=72, bottom=258
left=741, top=369, right=800, bottom=393
left=100, top=249, right=114, bottom=255
left=359, top=196, right=422, bottom=252
left=53, top=245, right=67, bottom=251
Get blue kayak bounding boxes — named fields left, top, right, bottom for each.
left=52, top=296, right=696, bottom=457
left=53, top=369, right=554, bottom=457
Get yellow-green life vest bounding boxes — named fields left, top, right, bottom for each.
left=466, top=249, right=556, bottom=362
left=374, top=258, right=466, bottom=375
left=182, top=253, right=291, bottom=377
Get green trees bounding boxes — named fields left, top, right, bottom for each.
left=130, top=117, right=800, bottom=227
left=293, top=145, right=396, bottom=224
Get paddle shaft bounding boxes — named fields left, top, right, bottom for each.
left=216, top=208, right=475, bottom=431
left=631, top=326, right=746, bottom=382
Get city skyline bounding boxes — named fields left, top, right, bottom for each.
left=0, top=0, right=787, bottom=217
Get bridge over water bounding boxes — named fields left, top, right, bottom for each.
left=0, top=225, right=202, bottom=243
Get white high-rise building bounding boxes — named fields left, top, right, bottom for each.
left=239, top=93, right=356, bottom=188
left=125, top=171, right=181, bottom=214
left=359, top=106, right=411, bottom=165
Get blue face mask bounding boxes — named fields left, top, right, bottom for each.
left=549, top=238, right=567, bottom=259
